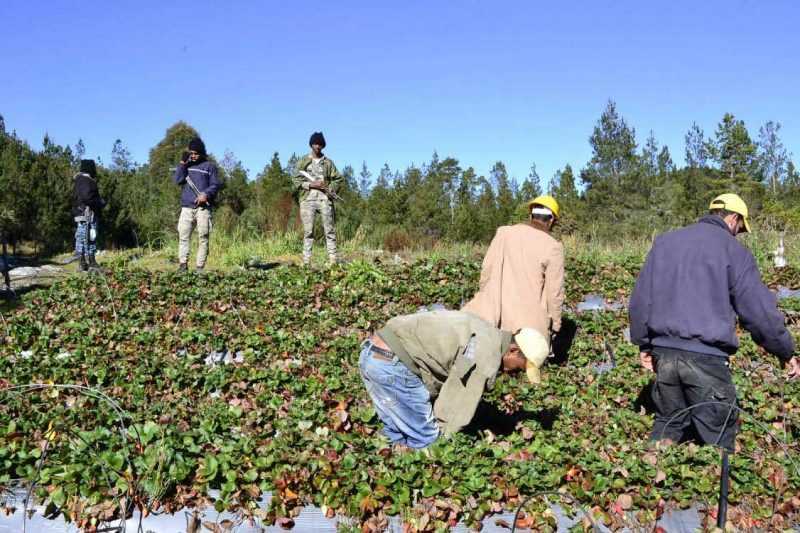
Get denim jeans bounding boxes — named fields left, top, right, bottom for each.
left=74, top=220, right=97, bottom=256
left=359, top=340, right=439, bottom=448
left=651, top=347, right=738, bottom=451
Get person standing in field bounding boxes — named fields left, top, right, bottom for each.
left=292, top=132, right=343, bottom=266
left=173, top=137, right=221, bottom=272
left=629, top=193, right=800, bottom=450
left=462, top=195, right=565, bottom=384
left=72, top=159, right=106, bottom=272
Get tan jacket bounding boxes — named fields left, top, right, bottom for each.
left=377, top=310, right=512, bottom=436
left=463, top=223, right=565, bottom=335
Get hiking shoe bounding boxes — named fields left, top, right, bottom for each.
left=178, top=263, right=188, bottom=272
left=196, top=265, right=204, bottom=272
left=78, top=255, right=89, bottom=272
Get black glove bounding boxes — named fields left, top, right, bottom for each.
left=181, top=151, right=190, bottom=164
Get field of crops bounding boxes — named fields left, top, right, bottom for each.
left=0, top=258, right=799, bottom=531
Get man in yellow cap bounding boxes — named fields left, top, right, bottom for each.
left=630, top=193, right=799, bottom=451
left=359, top=310, right=548, bottom=448
left=462, top=195, right=565, bottom=383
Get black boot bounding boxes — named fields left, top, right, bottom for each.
left=79, top=255, right=89, bottom=272
left=87, top=255, right=100, bottom=271
left=178, top=263, right=188, bottom=272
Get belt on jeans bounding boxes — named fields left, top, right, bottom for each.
left=362, top=339, right=395, bottom=361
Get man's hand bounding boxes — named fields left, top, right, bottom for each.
left=640, top=351, right=654, bottom=372
left=195, top=193, right=208, bottom=206
left=180, top=151, right=191, bottom=165
left=785, top=356, right=800, bottom=379
left=310, top=180, right=325, bottom=190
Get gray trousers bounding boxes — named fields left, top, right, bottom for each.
left=178, top=207, right=212, bottom=267
left=300, top=196, right=336, bottom=263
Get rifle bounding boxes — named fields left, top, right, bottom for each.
left=185, top=174, right=204, bottom=201
left=173, top=165, right=209, bottom=206
left=298, top=170, right=343, bottom=201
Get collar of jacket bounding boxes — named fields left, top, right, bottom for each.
left=698, top=214, right=732, bottom=234
left=500, top=331, right=512, bottom=356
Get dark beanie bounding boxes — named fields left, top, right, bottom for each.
left=309, top=132, right=326, bottom=148
left=188, top=137, right=206, bottom=156
left=79, top=159, right=97, bottom=178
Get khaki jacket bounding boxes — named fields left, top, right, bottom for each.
left=463, top=223, right=565, bottom=335
left=377, top=310, right=512, bottom=436
left=292, top=154, right=342, bottom=202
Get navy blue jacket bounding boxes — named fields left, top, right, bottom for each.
left=629, top=215, right=794, bottom=361
left=173, top=161, right=221, bottom=208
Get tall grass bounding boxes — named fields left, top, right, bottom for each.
left=90, top=220, right=797, bottom=274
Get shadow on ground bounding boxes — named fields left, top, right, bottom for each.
left=550, top=317, right=578, bottom=365
left=245, top=261, right=284, bottom=271
left=464, top=401, right=561, bottom=437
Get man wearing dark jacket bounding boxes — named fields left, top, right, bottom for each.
left=72, top=159, right=105, bottom=272
left=173, top=137, right=221, bottom=271
left=630, top=193, right=799, bottom=450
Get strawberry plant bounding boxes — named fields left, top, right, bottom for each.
left=0, top=258, right=798, bottom=531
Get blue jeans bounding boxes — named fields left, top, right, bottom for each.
left=359, top=340, right=439, bottom=448
left=75, top=220, right=97, bottom=256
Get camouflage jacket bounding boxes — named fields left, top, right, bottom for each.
left=292, top=155, right=343, bottom=202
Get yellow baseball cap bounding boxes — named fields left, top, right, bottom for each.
left=527, top=195, right=560, bottom=219
left=514, top=328, right=549, bottom=384
left=709, top=193, right=750, bottom=233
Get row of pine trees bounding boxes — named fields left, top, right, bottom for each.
left=1, top=101, right=798, bottom=254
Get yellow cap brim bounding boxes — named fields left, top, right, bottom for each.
left=743, top=217, right=751, bottom=233
left=515, top=328, right=549, bottom=384
left=526, top=361, right=541, bottom=384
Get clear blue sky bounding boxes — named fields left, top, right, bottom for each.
left=2, top=1, right=799, bottom=187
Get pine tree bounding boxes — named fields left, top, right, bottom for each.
left=358, top=162, right=372, bottom=198
left=73, top=139, right=86, bottom=162
left=450, top=167, right=480, bottom=242
left=217, top=151, right=249, bottom=216
left=368, top=163, right=394, bottom=226
left=580, top=100, right=639, bottom=229
left=757, top=121, right=788, bottom=196
left=254, top=152, right=294, bottom=232
left=492, top=161, right=515, bottom=226
left=708, top=113, right=758, bottom=193
left=110, top=139, right=134, bottom=172
left=685, top=122, right=708, bottom=169
left=550, top=165, right=582, bottom=234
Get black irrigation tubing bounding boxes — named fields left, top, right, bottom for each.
left=655, top=400, right=800, bottom=479
left=649, top=399, right=800, bottom=531
left=20, top=423, right=129, bottom=533
left=509, top=396, right=800, bottom=532
left=509, top=489, right=599, bottom=533
left=0, top=383, right=150, bottom=532
left=22, top=436, right=50, bottom=533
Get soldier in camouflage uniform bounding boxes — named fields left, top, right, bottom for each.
left=293, top=132, right=343, bottom=265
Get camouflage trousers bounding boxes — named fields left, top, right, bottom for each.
left=178, top=207, right=212, bottom=267
left=300, top=196, right=336, bottom=264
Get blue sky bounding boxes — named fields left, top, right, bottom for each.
left=2, top=1, right=798, bottom=187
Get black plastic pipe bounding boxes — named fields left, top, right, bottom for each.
left=717, top=450, right=729, bottom=528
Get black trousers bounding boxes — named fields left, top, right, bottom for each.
left=651, top=347, right=738, bottom=451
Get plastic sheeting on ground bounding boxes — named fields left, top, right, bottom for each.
left=0, top=487, right=707, bottom=532
left=575, top=294, right=625, bottom=313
